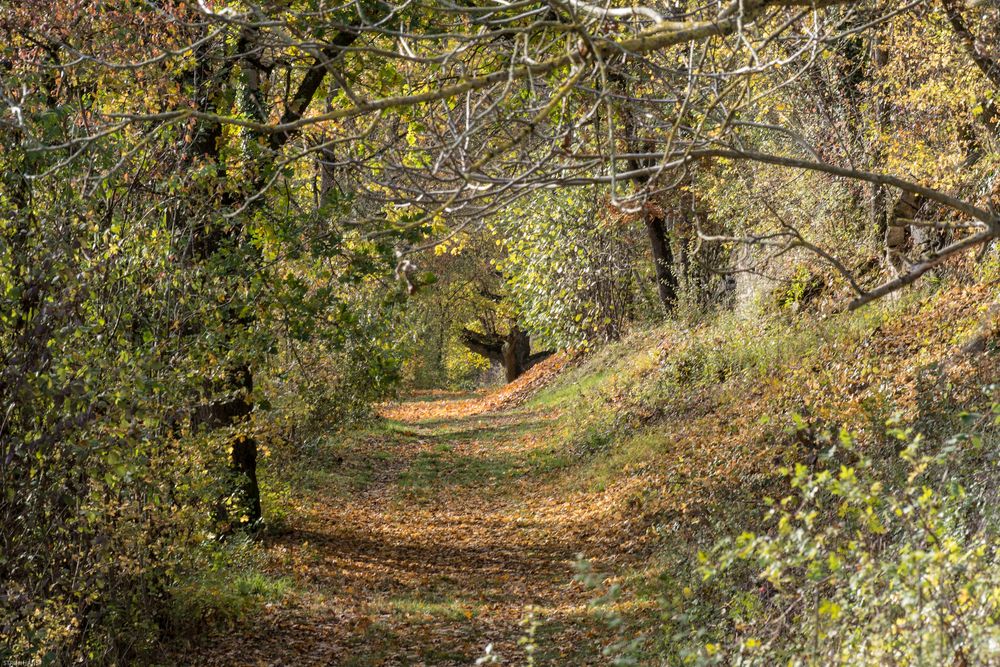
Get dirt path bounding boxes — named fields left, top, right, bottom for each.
left=191, top=388, right=641, bottom=666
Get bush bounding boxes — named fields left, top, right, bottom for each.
left=676, top=400, right=1000, bottom=665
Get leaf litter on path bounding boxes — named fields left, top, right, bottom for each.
left=183, top=352, right=647, bottom=666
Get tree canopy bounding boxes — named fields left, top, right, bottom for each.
left=2, top=0, right=999, bottom=662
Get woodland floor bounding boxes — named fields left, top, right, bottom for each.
left=184, top=375, right=648, bottom=666
left=170, top=283, right=1000, bottom=666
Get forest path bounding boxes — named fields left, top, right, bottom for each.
left=194, top=385, right=639, bottom=666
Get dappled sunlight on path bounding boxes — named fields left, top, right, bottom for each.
left=187, top=355, right=647, bottom=666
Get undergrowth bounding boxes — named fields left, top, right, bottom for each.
left=160, top=537, right=291, bottom=656
left=672, top=400, right=1000, bottom=665
left=522, top=279, right=1000, bottom=664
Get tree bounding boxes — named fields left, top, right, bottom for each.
left=8, top=1, right=997, bottom=311
left=459, top=324, right=552, bottom=383
left=3, top=0, right=999, bottom=659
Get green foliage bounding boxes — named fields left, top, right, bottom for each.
left=779, top=265, right=826, bottom=312
left=492, top=189, right=649, bottom=350
left=261, top=287, right=405, bottom=438
left=511, top=288, right=999, bottom=665
left=680, top=403, right=1000, bottom=665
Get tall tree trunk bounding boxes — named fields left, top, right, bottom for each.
left=869, top=32, right=893, bottom=272
left=610, top=66, right=683, bottom=314
left=865, top=33, right=923, bottom=277
left=179, top=36, right=264, bottom=529
left=226, top=365, right=261, bottom=525
left=179, top=25, right=357, bottom=529
left=941, top=0, right=1000, bottom=92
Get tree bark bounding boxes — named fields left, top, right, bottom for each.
left=645, top=212, right=678, bottom=310
left=460, top=326, right=550, bottom=383
left=177, top=36, right=263, bottom=528
left=459, top=328, right=505, bottom=363
left=940, top=0, right=1000, bottom=91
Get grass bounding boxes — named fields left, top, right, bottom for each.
left=486, top=283, right=997, bottom=573
left=397, top=445, right=571, bottom=498
left=374, top=594, right=481, bottom=622
left=527, top=280, right=1000, bottom=659
left=528, top=367, right=613, bottom=410
left=576, top=428, right=667, bottom=492
left=411, top=415, right=549, bottom=443
left=166, top=554, right=291, bottom=638
left=398, top=450, right=520, bottom=493
left=233, top=571, right=292, bottom=598
left=264, top=419, right=422, bottom=501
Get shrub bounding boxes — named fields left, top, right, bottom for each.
left=678, top=401, right=1000, bottom=665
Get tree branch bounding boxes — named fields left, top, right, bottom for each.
left=269, top=28, right=360, bottom=151
left=459, top=328, right=505, bottom=362
left=848, top=230, right=996, bottom=309
left=941, top=0, right=1000, bottom=91
left=674, top=149, right=997, bottom=225
left=162, top=0, right=853, bottom=139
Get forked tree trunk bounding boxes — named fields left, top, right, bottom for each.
left=460, top=326, right=552, bottom=383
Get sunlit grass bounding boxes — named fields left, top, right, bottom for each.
left=375, top=594, right=481, bottom=621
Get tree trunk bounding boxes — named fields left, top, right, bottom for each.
left=224, top=365, right=261, bottom=526
left=460, top=326, right=550, bottom=383
left=459, top=328, right=505, bottom=364
left=191, top=365, right=261, bottom=527
left=645, top=212, right=678, bottom=311
left=501, top=326, right=532, bottom=383
left=180, top=26, right=357, bottom=529
left=885, top=191, right=921, bottom=276
left=230, top=432, right=261, bottom=526
left=611, top=68, right=681, bottom=314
